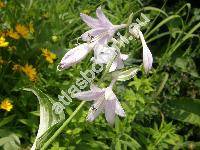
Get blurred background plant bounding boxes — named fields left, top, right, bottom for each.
left=0, top=0, right=200, bottom=149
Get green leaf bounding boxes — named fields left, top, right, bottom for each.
left=123, top=133, right=141, bottom=149
left=143, top=6, right=168, bottom=17
left=175, top=58, right=199, bottom=77
left=194, top=80, right=200, bottom=88
left=18, top=119, right=37, bottom=128
left=116, top=68, right=138, bottom=81
left=23, top=87, right=65, bottom=150
left=111, top=67, right=139, bottom=81
left=163, top=98, right=200, bottom=126
left=166, top=98, right=200, bottom=116
left=120, top=140, right=138, bottom=150
left=36, top=122, right=63, bottom=148
left=30, top=111, right=40, bottom=116
left=0, top=134, right=20, bottom=150
left=165, top=108, right=200, bottom=126
left=146, top=15, right=182, bottom=39
left=0, top=115, right=15, bottom=128
left=87, top=141, right=110, bottom=149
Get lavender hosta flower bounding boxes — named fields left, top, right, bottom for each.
left=74, top=83, right=125, bottom=125
left=80, top=7, right=127, bottom=45
left=109, top=53, right=129, bottom=72
left=92, top=44, right=117, bottom=64
left=57, top=43, right=94, bottom=70
left=57, top=7, right=128, bottom=71
left=138, top=30, right=153, bottom=73
left=129, top=25, right=153, bottom=73
left=91, top=44, right=128, bottom=72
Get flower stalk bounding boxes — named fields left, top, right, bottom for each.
left=41, top=101, right=86, bottom=150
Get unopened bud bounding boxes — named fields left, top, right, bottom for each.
left=51, top=35, right=59, bottom=42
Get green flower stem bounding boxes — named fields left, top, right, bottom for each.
left=41, top=101, right=86, bottom=150
left=155, top=72, right=169, bottom=97
left=101, top=55, right=116, bottom=79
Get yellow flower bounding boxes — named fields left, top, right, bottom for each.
left=7, top=30, right=20, bottom=40
left=22, top=64, right=37, bottom=81
left=15, top=24, right=29, bottom=38
left=0, top=1, right=5, bottom=8
left=0, top=36, right=9, bottom=47
left=42, top=48, right=56, bottom=63
left=12, top=64, right=21, bottom=72
left=0, top=98, right=13, bottom=112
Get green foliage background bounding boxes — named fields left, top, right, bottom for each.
left=0, top=0, right=200, bottom=149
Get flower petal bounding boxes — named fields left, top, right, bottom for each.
left=97, top=34, right=111, bottom=45
left=80, top=13, right=100, bottom=28
left=90, top=84, right=103, bottom=92
left=96, top=7, right=113, bottom=27
left=105, top=99, right=116, bottom=125
left=80, top=7, right=121, bottom=46
left=93, top=45, right=116, bottom=64
left=115, top=100, right=126, bottom=117
left=74, top=90, right=104, bottom=101
left=81, top=28, right=106, bottom=42
left=105, top=87, right=117, bottom=101
left=57, top=43, right=92, bottom=70
left=87, top=98, right=105, bottom=121
left=109, top=60, right=117, bottom=72
left=120, top=54, right=128, bottom=60
left=109, top=56, right=124, bottom=72
left=138, top=31, right=153, bottom=73
left=143, top=46, right=153, bottom=73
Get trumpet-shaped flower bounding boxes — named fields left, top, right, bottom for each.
left=58, top=7, right=128, bottom=71
left=57, top=43, right=94, bottom=70
left=80, top=7, right=126, bottom=45
left=92, top=44, right=117, bottom=64
left=138, top=31, right=153, bottom=73
left=92, top=45, right=128, bottom=72
left=74, top=83, right=125, bottom=125
left=129, top=25, right=153, bottom=73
